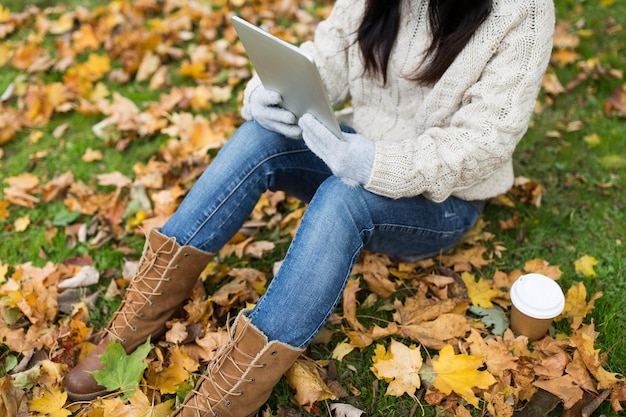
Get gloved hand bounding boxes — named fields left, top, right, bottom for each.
left=241, top=86, right=302, bottom=139
left=299, top=113, right=375, bottom=187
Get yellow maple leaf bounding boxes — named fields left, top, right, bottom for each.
left=29, top=385, right=71, bottom=417
left=574, top=255, right=599, bottom=277
left=128, top=389, right=175, bottom=416
left=557, top=282, right=602, bottom=330
left=432, top=344, right=496, bottom=408
left=461, top=272, right=501, bottom=308
left=370, top=340, right=422, bottom=398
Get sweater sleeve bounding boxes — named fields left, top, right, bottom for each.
left=365, top=0, right=555, bottom=202
left=299, top=0, right=361, bottom=107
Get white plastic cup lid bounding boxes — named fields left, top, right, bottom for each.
left=510, top=273, right=565, bottom=319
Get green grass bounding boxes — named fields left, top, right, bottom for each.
left=1, top=0, right=625, bottom=416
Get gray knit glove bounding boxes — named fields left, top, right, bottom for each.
left=241, top=86, right=302, bottom=139
left=299, top=113, right=374, bottom=187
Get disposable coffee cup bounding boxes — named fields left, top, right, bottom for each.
left=509, top=273, right=565, bottom=341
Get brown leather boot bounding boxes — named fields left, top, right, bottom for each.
left=172, top=311, right=303, bottom=417
left=64, top=229, right=213, bottom=401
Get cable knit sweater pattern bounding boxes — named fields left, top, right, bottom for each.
left=244, top=0, right=555, bottom=202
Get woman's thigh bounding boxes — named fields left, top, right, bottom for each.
left=355, top=188, right=480, bottom=260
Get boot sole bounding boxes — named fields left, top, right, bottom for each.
left=66, top=387, right=111, bottom=402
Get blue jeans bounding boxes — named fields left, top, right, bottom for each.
left=161, top=121, right=481, bottom=348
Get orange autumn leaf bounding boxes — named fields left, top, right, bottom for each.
left=432, top=344, right=496, bottom=408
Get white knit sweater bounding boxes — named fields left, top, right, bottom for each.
left=244, top=0, right=555, bottom=202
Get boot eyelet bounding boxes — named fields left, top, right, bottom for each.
left=175, top=265, right=181, bottom=269
left=131, top=325, right=137, bottom=331
left=249, top=377, right=255, bottom=383
left=122, top=338, right=127, bottom=343
left=184, top=253, right=190, bottom=257
left=166, top=277, right=172, bottom=282
left=149, top=302, right=155, bottom=307
left=271, top=350, right=278, bottom=356
left=225, top=400, right=231, bottom=407
left=138, top=313, right=144, bottom=318
left=260, top=362, right=266, bottom=368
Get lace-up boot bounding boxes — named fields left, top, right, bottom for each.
left=172, top=311, right=303, bottom=417
left=64, top=229, right=212, bottom=401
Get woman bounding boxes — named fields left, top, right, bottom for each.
left=64, top=0, right=555, bottom=415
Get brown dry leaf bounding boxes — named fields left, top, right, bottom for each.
left=41, top=171, right=74, bottom=202
left=484, top=379, right=515, bottom=417
left=392, top=293, right=460, bottom=325
left=210, top=268, right=266, bottom=308
left=466, top=329, right=518, bottom=378
left=342, top=277, right=364, bottom=332
left=565, top=350, right=597, bottom=392
left=570, top=329, right=621, bottom=389
left=352, top=253, right=396, bottom=298
left=164, top=321, right=188, bottom=345
left=400, top=313, right=470, bottom=350
left=186, top=328, right=229, bottom=364
left=439, top=245, right=491, bottom=272
left=95, top=171, right=132, bottom=189
left=604, top=84, right=626, bottom=117
left=533, top=375, right=583, bottom=409
left=0, top=376, right=25, bottom=417
left=523, top=259, right=562, bottom=280
left=285, top=359, right=336, bottom=411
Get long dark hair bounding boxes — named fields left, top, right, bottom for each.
left=357, top=0, right=493, bottom=85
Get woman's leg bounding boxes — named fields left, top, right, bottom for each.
left=161, top=121, right=331, bottom=252
left=248, top=176, right=481, bottom=348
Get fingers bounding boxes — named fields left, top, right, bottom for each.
left=256, top=89, right=283, bottom=107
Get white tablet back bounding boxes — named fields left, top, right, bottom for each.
left=232, top=16, right=342, bottom=138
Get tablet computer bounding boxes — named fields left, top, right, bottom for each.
left=232, top=15, right=343, bottom=138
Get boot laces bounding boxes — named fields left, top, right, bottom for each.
left=106, top=236, right=178, bottom=341
left=177, top=318, right=263, bottom=415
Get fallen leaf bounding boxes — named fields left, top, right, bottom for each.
left=29, top=385, right=71, bottom=417
left=573, top=255, right=599, bottom=277
left=431, top=344, right=496, bottom=408
left=370, top=340, right=422, bottom=398
left=461, top=272, right=501, bottom=308
left=285, top=359, right=336, bottom=411
left=91, top=339, right=152, bottom=398
left=329, top=402, right=366, bottom=417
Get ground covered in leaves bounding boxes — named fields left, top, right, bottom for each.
left=0, top=0, right=625, bottom=416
